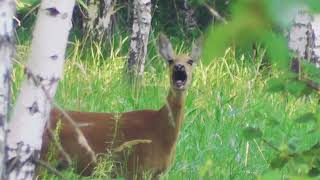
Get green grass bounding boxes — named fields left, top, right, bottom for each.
left=12, top=34, right=320, bottom=180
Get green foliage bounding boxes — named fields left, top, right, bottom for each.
left=14, top=0, right=320, bottom=179
left=17, top=0, right=39, bottom=12
left=203, top=0, right=320, bottom=65
left=12, top=34, right=320, bottom=179
left=244, top=109, right=320, bottom=178
left=242, top=127, right=262, bottom=141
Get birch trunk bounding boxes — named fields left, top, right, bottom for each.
left=0, top=0, right=15, bottom=178
left=83, top=0, right=115, bottom=39
left=84, top=0, right=100, bottom=34
left=127, top=0, right=152, bottom=76
left=288, top=11, right=320, bottom=71
left=6, top=0, right=75, bottom=179
left=182, top=0, right=197, bottom=33
left=96, top=0, right=116, bottom=39
left=311, top=15, right=320, bottom=66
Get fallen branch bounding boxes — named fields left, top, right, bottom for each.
left=204, top=3, right=227, bottom=24
left=25, top=68, right=97, bottom=163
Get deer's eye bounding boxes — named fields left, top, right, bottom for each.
left=168, top=59, right=174, bottom=65
left=187, top=59, right=193, bottom=65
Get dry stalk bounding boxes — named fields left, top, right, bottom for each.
left=113, top=139, right=152, bottom=153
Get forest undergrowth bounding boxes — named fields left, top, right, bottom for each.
left=12, top=34, right=320, bottom=180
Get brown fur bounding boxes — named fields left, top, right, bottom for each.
left=40, top=34, right=201, bottom=179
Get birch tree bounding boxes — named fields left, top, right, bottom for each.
left=96, top=0, right=117, bottom=39
left=83, top=0, right=116, bottom=39
left=288, top=11, right=320, bottom=71
left=84, top=0, right=100, bottom=34
left=0, top=0, right=15, bottom=178
left=6, top=0, right=75, bottom=179
left=127, top=0, right=152, bottom=76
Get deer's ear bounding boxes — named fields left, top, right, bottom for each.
left=191, top=36, right=203, bottom=62
left=158, top=33, right=175, bottom=61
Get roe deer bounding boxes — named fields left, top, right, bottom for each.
left=41, top=33, right=202, bottom=179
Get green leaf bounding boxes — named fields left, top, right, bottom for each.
left=302, top=143, right=320, bottom=157
left=262, top=32, right=290, bottom=71
left=242, top=127, right=263, bottom=140
left=270, top=155, right=289, bottom=169
left=294, top=113, right=317, bottom=124
left=266, top=117, right=280, bottom=126
left=303, top=62, right=320, bottom=77
left=203, top=0, right=269, bottom=64
left=259, top=170, right=282, bottom=180
left=266, top=78, right=285, bottom=93
left=308, top=168, right=320, bottom=177
left=215, top=107, right=221, bottom=122
left=77, top=0, right=89, bottom=11
left=305, top=0, right=320, bottom=12
left=285, top=80, right=308, bottom=97
left=288, top=138, right=298, bottom=151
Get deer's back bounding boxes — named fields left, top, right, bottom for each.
left=41, top=108, right=175, bottom=176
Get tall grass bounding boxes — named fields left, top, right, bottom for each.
left=13, top=33, right=320, bottom=180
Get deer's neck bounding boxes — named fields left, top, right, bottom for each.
left=160, top=89, right=186, bottom=142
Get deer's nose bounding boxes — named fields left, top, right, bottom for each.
left=174, top=64, right=185, bottom=71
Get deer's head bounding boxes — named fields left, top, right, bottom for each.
left=158, top=33, right=202, bottom=91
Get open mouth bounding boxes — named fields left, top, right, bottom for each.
left=172, top=69, right=187, bottom=89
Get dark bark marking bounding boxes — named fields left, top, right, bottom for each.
left=24, top=68, right=46, bottom=86
left=45, top=7, right=60, bottom=17
left=308, top=28, right=320, bottom=64
left=1, top=12, right=6, bottom=17
left=50, top=55, right=58, bottom=61
left=24, top=146, right=31, bottom=154
left=291, top=58, right=300, bottom=73
left=30, top=150, right=40, bottom=163
left=49, top=77, right=60, bottom=86
left=6, top=142, right=25, bottom=173
left=4, top=69, right=10, bottom=83
left=131, top=37, right=139, bottom=41
left=24, top=68, right=31, bottom=79
left=6, top=156, right=19, bottom=173
left=0, top=114, right=4, bottom=127
left=27, top=102, right=39, bottom=115
left=5, top=143, right=39, bottom=177
left=61, top=13, right=68, bottom=19
left=34, top=75, right=43, bottom=83
left=0, top=34, right=15, bottom=48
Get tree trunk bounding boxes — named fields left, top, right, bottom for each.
left=6, top=0, right=75, bottom=179
left=310, top=14, right=320, bottom=67
left=288, top=11, right=320, bottom=71
left=127, top=0, right=152, bottom=76
left=83, top=0, right=100, bottom=34
left=83, top=0, right=116, bottom=39
left=0, top=0, right=15, bottom=179
left=96, top=0, right=117, bottom=39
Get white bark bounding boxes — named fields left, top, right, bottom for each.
left=127, top=0, right=152, bottom=76
left=96, top=0, right=116, bottom=38
left=182, top=0, right=197, bottom=32
left=311, top=14, right=320, bottom=67
left=288, top=11, right=320, bottom=68
left=84, top=0, right=99, bottom=33
left=83, top=0, right=116, bottom=39
left=6, top=0, right=75, bottom=179
left=0, top=0, right=15, bottom=178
